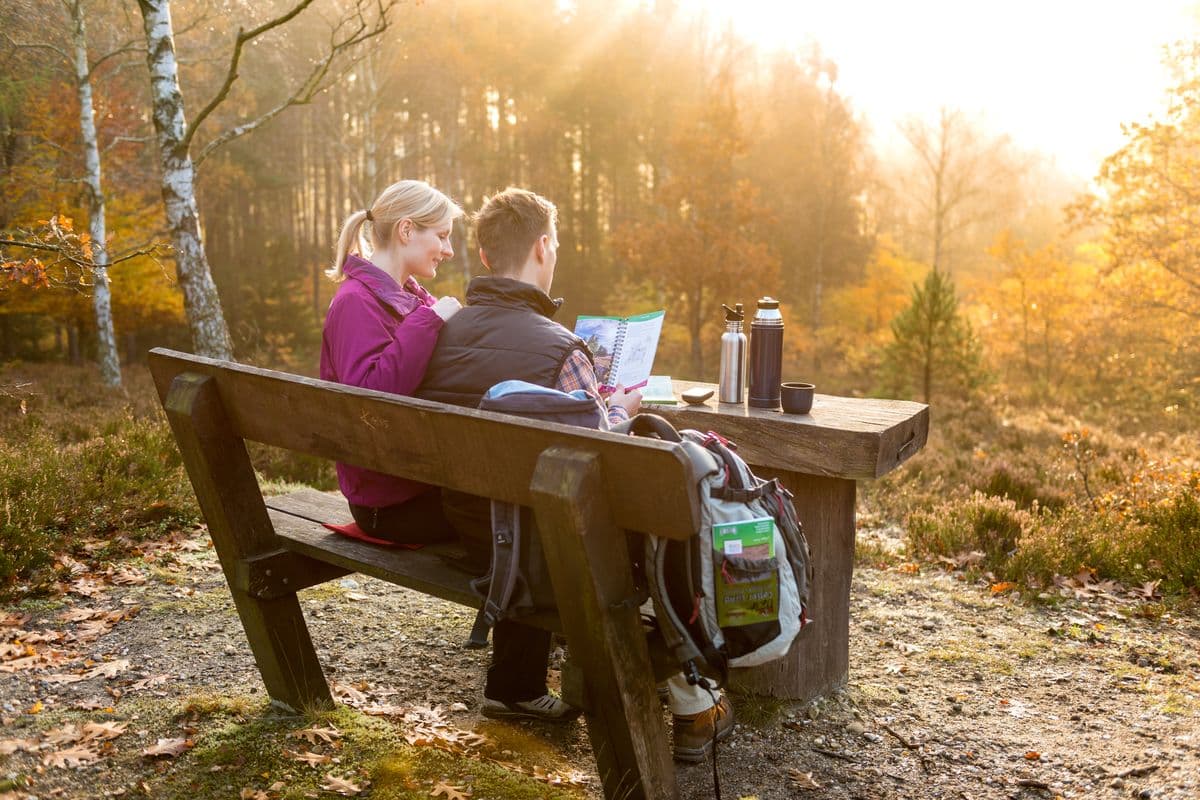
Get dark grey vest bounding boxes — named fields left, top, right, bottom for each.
left=416, top=276, right=590, bottom=408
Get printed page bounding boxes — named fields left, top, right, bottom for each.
left=641, top=375, right=677, bottom=405
left=611, top=310, right=665, bottom=389
left=573, top=315, right=623, bottom=389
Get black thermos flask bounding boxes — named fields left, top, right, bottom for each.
left=748, top=297, right=783, bottom=409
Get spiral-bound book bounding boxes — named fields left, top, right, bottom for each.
left=573, top=310, right=665, bottom=391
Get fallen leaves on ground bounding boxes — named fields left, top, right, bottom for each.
left=320, top=774, right=365, bottom=796
left=239, top=789, right=269, bottom=800
left=787, top=768, right=821, bottom=790
left=285, top=748, right=333, bottom=766
left=292, top=725, right=341, bottom=745
left=403, top=706, right=489, bottom=752
left=430, top=781, right=471, bottom=799
left=42, top=744, right=102, bottom=768
left=142, top=737, right=192, bottom=758
left=83, top=658, right=130, bottom=679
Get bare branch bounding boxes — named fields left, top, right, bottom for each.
left=101, top=134, right=152, bottom=156
left=88, top=38, right=146, bottom=76
left=194, top=0, right=396, bottom=167
left=180, top=0, right=319, bottom=156
left=1, top=30, right=71, bottom=65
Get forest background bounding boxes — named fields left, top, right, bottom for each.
left=0, top=0, right=1196, bottom=600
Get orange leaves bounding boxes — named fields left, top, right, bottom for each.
left=1, top=257, right=51, bottom=289
left=989, top=581, right=1018, bottom=595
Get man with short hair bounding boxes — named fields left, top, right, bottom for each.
left=417, top=187, right=733, bottom=761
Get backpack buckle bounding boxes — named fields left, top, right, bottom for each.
left=702, top=430, right=736, bottom=449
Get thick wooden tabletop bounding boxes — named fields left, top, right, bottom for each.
left=650, top=380, right=928, bottom=481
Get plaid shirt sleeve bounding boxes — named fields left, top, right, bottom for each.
left=556, top=348, right=629, bottom=429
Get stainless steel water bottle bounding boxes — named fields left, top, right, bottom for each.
left=718, top=303, right=747, bottom=404
left=748, top=297, right=783, bottom=409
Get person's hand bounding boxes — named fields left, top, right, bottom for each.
left=430, top=295, right=462, bottom=322
left=607, top=384, right=642, bottom=415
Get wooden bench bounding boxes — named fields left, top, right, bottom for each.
left=150, top=347, right=707, bottom=800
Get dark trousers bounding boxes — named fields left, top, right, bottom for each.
left=441, top=488, right=552, bottom=703
left=349, top=490, right=458, bottom=544
left=488, top=621, right=553, bottom=702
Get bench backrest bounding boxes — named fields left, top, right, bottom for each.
left=149, top=348, right=701, bottom=539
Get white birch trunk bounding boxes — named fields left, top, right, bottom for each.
left=69, top=0, right=122, bottom=387
left=137, top=0, right=233, bottom=360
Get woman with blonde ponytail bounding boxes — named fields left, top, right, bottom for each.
left=319, top=180, right=464, bottom=543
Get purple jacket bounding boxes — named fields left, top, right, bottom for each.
left=320, top=254, right=444, bottom=507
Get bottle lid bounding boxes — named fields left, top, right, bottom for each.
left=722, top=303, right=744, bottom=322
left=757, top=297, right=780, bottom=310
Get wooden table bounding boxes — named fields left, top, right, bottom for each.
left=652, top=381, right=929, bottom=701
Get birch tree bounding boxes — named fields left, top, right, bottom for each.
left=67, top=0, right=121, bottom=385
left=135, top=0, right=394, bottom=359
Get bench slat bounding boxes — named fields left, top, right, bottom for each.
left=265, top=493, right=560, bottom=632
left=150, top=348, right=699, bottom=540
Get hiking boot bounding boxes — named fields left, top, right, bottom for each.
left=671, top=695, right=734, bottom=762
left=481, top=693, right=580, bottom=723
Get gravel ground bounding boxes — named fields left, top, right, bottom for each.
left=2, top=526, right=1198, bottom=799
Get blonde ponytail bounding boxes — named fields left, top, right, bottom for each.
left=327, top=180, right=464, bottom=281
left=327, top=209, right=371, bottom=281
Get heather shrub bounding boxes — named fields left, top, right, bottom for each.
left=972, top=459, right=1069, bottom=511
left=877, top=397, right=1198, bottom=592
left=906, top=493, right=1031, bottom=571
left=0, top=413, right=198, bottom=591
left=0, top=363, right=337, bottom=594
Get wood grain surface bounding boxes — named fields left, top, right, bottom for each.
left=656, top=379, right=928, bottom=479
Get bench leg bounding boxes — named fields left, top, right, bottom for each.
left=731, top=471, right=856, bottom=700
left=531, top=448, right=677, bottom=800
left=165, top=373, right=332, bottom=711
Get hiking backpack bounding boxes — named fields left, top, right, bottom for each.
left=465, top=380, right=608, bottom=647
left=613, top=413, right=814, bottom=685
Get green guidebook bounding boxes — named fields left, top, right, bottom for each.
left=573, top=310, right=665, bottom=391
left=713, top=516, right=779, bottom=627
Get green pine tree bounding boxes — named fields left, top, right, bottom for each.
left=878, top=268, right=985, bottom=403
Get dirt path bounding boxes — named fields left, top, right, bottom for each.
left=2, top=527, right=1198, bottom=799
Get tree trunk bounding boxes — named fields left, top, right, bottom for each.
left=68, top=323, right=81, bottom=365
left=137, top=0, right=233, bottom=360
left=70, top=1, right=122, bottom=387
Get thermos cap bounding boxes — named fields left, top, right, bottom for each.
left=722, top=303, right=745, bottom=322
left=756, top=297, right=780, bottom=310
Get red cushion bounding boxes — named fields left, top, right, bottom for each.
left=322, top=521, right=423, bottom=550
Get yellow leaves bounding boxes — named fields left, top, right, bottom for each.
left=28, top=700, right=43, bottom=714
